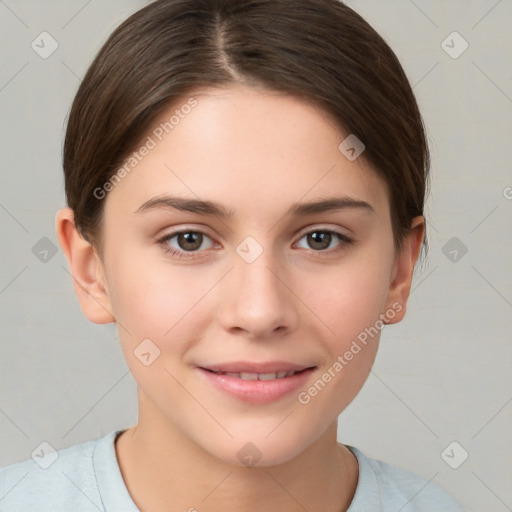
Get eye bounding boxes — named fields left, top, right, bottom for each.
left=295, top=229, right=352, bottom=254
left=158, top=230, right=216, bottom=258
left=157, top=227, right=353, bottom=260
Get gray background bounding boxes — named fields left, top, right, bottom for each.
left=1, top=1, right=511, bottom=510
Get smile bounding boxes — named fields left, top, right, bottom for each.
left=204, top=369, right=302, bottom=380
left=196, top=365, right=316, bottom=403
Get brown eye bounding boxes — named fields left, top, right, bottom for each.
left=158, top=230, right=215, bottom=258
left=307, top=231, right=334, bottom=251
left=296, top=230, right=352, bottom=252
left=176, top=232, right=203, bottom=251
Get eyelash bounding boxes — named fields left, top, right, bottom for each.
left=157, top=227, right=353, bottom=260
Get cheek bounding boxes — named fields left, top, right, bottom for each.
left=306, top=257, right=392, bottom=346
left=105, top=253, right=220, bottom=359
left=107, top=250, right=190, bottom=329
left=105, top=258, right=208, bottom=391
left=294, top=265, right=389, bottom=421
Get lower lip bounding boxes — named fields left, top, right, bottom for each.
left=196, top=367, right=315, bottom=404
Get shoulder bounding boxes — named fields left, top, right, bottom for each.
left=0, top=431, right=117, bottom=512
left=346, top=445, right=467, bottom=511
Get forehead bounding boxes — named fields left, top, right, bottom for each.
left=104, top=84, right=390, bottom=220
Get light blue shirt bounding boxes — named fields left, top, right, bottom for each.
left=0, top=429, right=466, bottom=511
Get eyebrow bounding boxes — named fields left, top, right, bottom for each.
left=134, top=194, right=374, bottom=217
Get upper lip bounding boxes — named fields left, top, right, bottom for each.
left=199, top=361, right=315, bottom=374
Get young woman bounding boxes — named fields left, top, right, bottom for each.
left=0, top=0, right=466, bottom=510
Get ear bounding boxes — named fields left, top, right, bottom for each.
left=383, top=216, right=425, bottom=324
left=55, top=208, right=115, bottom=324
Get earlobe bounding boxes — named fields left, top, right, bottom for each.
left=383, top=216, right=425, bottom=325
left=55, top=208, right=115, bottom=324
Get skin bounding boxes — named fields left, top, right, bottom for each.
left=56, top=83, right=425, bottom=512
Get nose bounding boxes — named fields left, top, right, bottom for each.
left=217, top=246, right=300, bottom=340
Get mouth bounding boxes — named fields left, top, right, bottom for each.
left=201, top=368, right=309, bottom=381
left=196, top=362, right=316, bottom=403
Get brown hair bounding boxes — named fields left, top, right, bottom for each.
left=63, top=0, right=430, bottom=258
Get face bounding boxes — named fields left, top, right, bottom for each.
left=92, top=84, right=406, bottom=466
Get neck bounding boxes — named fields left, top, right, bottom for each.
left=115, top=392, right=359, bottom=512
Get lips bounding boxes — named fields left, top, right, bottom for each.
left=203, top=369, right=302, bottom=381
left=196, top=361, right=316, bottom=403
left=199, top=361, right=314, bottom=377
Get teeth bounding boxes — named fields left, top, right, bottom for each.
left=215, top=370, right=299, bottom=380
left=240, top=372, right=259, bottom=380
left=258, top=373, right=277, bottom=381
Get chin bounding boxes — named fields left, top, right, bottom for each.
left=207, top=430, right=314, bottom=469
